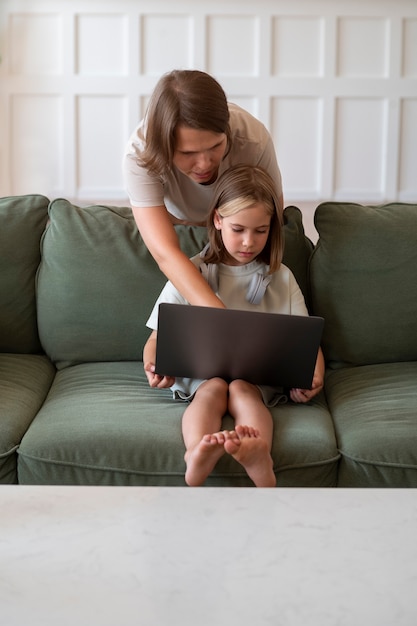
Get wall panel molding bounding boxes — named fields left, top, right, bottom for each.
left=1, top=0, right=416, bottom=203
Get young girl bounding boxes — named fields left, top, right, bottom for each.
left=143, top=165, right=325, bottom=488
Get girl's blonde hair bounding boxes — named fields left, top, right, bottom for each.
left=203, top=165, right=284, bottom=273
left=139, top=69, right=231, bottom=179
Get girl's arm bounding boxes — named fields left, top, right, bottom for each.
left=133, top=205, right=225, bottom=308
left=143, top=330, right=175, bottom=389
left=290, top=347, right=325, bottom=404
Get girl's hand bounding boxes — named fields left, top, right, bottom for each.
left=144, top=362, right=175, bottom=389
left=289, top=371, right=324, bottom=404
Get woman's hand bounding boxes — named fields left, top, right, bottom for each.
left=144, top=361, right=175, bottom=389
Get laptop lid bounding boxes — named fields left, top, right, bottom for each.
left=155, top=303, right=324, bottom=389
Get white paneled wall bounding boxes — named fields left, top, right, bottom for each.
left=0, top=0, right=416, bottom=203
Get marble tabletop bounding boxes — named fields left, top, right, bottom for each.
left=1, top=486, right=416, bottom=626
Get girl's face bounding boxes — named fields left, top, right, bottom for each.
left=214, top=203, right=271, bottom=266
left=173, top=125, right=227, bottom=185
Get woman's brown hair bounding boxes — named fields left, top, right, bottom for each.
left=139, top=70, right=231, bottom=179
left=203, top=165, right=284, bottom=273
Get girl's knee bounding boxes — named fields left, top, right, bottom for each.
left=208, top=377, right=229, bottom=392
left=198, top=377, right=229, bottom=400
left=229, top=379, right=258, bottom=398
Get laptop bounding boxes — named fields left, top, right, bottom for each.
left=155, top=303, right=324, bottom=389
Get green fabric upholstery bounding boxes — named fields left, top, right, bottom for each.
left=325, top=362, right=417, bottom=487
left=36, top=201, right=314, bottom=369
left=36, top=201, right=208, bottom=369
left=23, top=201, right=332, bottom=487
left=0, top=354, right=55, bottom=483
left=271, top=392, right=339, bottom=487
left=0, top=195, right=50, bottom=353
left=5, top=195, right=417, bottom=488
left=282, top=205, right=314, bottom=307
left=309, top=202, right=417, bottom=368
left=18, top=361, right=338, bottom=487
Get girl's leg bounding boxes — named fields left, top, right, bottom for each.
left=226, top=380, right=276, bottom=488
left=182, top=377, right=237, bottom=486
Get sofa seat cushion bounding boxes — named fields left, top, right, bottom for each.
left=0, top=354, right=55, bottom=483
left=271, top=392, right=339, bottom=487
left=309, top=202, right=417, bottom=368
left=18, top=362, right=339, bottom=487
left=325, top=362, right=417, bottom=487
left=0, top=195, right=50, bottom=353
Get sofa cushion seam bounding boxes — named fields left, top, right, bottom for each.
left=338, top=449, right=417, bottom=469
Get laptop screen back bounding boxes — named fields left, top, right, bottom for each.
left=155, top=304, right=324, bottom=389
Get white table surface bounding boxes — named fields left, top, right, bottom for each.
left=1, top=486, right=416, bottom=626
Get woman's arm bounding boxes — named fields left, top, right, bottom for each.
left=132, top=205, right=225, bottom=308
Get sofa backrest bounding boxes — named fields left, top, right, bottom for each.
left=309, top=202, right=417, bottom=368
left=36, top=200, right=207, bottom=368
left=0, top=195, right=50, bottom=354
left=36, top=200, right=313, bottom=369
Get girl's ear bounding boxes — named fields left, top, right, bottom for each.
left=213, top=209, right=222, bottom=230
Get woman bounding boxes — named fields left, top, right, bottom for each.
left=123, top=69, right=283, bottom=307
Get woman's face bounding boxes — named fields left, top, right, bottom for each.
left=213, top=203, right=271, bottom=266
left=173, top=125, right=227, bottom=185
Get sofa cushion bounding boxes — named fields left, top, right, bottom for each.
left=37, top=201, right=313, bottom=369
left=17, top=361, right=339, bottom=487
left=0, top=195, right=50, bottom=353
left=36, top=201, right=208, bottom=369
left=309, top=202, right=417, bottom=368
left=282, top=205, right=314, bottom=307
left=0, top=353, right=55, bottom=483
left=325, top=362, right=417, bottom=487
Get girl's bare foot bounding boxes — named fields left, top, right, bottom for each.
left=185, top=431, right=240, bottom=486
left=224, top=424, right=276, bottom=488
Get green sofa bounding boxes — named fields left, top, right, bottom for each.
left=1, top=195, right=416, bottom=487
